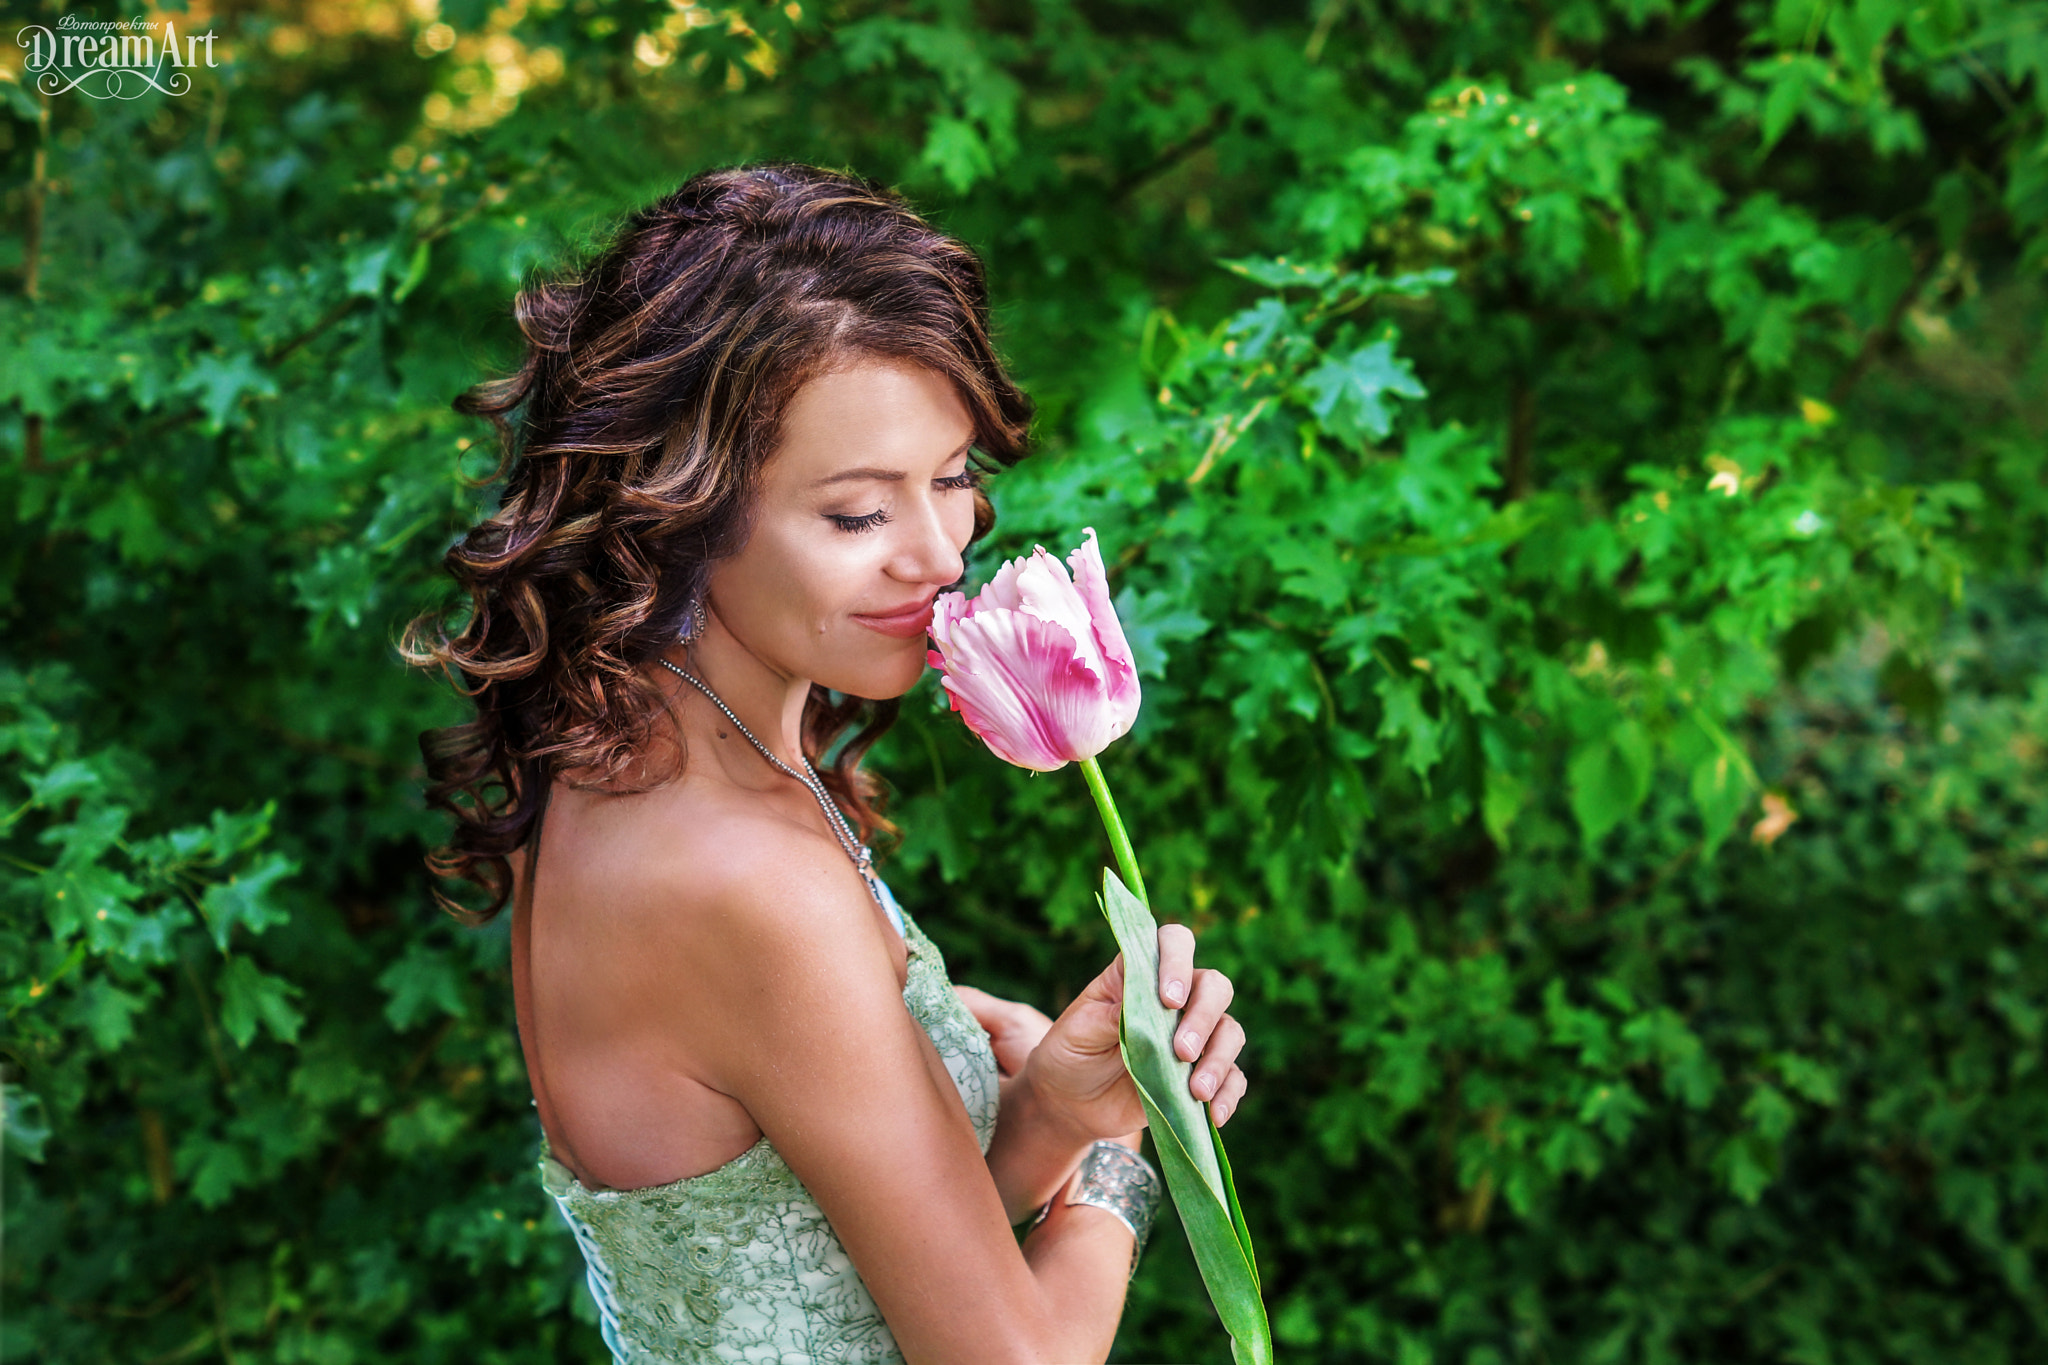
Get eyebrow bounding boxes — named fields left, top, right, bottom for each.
left=810, top=437, right=974, bottom=488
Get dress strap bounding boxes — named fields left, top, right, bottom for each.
left=867, top=858, right=907, bottom=940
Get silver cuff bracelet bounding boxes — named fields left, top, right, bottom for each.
left=1031, top=1140, right=1164, bottom=1280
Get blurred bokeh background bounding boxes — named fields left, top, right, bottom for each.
left=3, top=0, right=2045, bottom=1359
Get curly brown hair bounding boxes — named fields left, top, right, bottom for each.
left=399, top=162, right=1036, bottom=924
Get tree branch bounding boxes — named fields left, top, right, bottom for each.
left=1828, top=244, right=1941, bottom=406
left=1505, top=376, right=1536, bottom=501
left=1109, top=107, right=1231, bottom=203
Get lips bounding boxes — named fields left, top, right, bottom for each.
left=851, top=596, right=938, bottom=639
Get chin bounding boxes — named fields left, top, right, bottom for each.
left=822, top=640, right=930, bottom=701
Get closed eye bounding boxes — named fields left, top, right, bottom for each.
left=828, top=465, right=979, bottom=531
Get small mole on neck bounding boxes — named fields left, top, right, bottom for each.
left=717, top=730, right=730, bottom=740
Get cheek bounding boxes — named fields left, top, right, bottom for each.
left=756, top=529, right=885, bottom=633
left=811, top=537, right=892, bottom=603
left=719, top=529, right=826, bottom=620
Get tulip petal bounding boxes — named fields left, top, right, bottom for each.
left=929, top=589, right=972, bottom=649
left=936, top=607, right=1122, bottom=770
left=1067, top=528, right=1142, bottom=727
left=925, top=531, right=1146, bottom=770
left=1011, top=548, right=1111, bottom=685
left=973, top=552, right=1031, bottom=614
left=928, top=605, right=1072, bottom=771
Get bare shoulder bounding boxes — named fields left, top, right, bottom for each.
left=608, top=786, right=877, bottom=934
left=680, top=833, right=895, bottom=1042
left=573, top=784, right=900, bottom=1070
left=553, top=771, right=851, bottom=921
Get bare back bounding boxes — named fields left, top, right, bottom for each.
left=509, top=769, right=917, bottom=1193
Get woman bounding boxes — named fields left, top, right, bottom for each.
left=402, top=162, right=1251, bottom=1364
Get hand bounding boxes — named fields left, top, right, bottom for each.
left=1021, top=923, right=1250, bottom=1142
left=951, top=984, right=1054, bottom=1080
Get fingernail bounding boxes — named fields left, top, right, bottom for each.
left=1214, top=1099, right=1231, bottom=1123
left=1179, top=1029, right=1199, bottom=1058
left=1164, top=979, right=1187, bottom=1006
left=1193, top=1072, right=1215, bottom=1099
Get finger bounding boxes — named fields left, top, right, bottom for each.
left=986, top=1016, right=1034, bottom=1077
left=1007, top=1008, right=1054, bottom=1054
left=1156, top=923, right=1196, bottom=1009
left=1173, top=969, right=1236, bottom=1062
left=1210, top=1067, right=1249, bottom=1127
left=974, top=989, right=1054, bottom=1036
left=1188, top=1015, right=1246, bottom=1101
left=1010, top=1001, right=1056, bottom=1035
left=952, top=984, right=997, bottom=1026
left=955, top=987, right=1058, bottom=1075
left=952, top=985, right=1016, bottom=1042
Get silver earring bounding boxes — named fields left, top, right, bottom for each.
left=678, top=594, right=708, bottom=645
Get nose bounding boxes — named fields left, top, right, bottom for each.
left=888, top=493, right=966, bottom=589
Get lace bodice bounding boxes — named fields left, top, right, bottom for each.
left=537, top=880, right=1001, bottom=1364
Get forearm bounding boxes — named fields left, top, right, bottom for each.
left=1018, top=1168, right=1139, bottom=1364
left=984, top=1070, right=1143, bottom=1225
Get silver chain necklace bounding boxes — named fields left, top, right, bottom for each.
left=653, top=655, right=883, bottom=906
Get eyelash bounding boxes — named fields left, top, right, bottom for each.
left=827, top=470, right=984, bottom=534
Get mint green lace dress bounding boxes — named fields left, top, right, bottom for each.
left=537, top=877, right=1002, bottom=1364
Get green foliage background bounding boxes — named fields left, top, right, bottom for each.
left=3, top=0, right=2044, bottom=1359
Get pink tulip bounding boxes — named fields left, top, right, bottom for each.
left=927, top=529, right=1268, bottom=1363
left=926, top=528, right=1142, bottom=772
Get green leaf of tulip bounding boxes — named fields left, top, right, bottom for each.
left=1099, top=868, right=1274, bottom=1365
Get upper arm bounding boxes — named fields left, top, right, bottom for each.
left=648, top=839, right=1052, bottom=1365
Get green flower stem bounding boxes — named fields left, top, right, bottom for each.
left=1079, top=764, right=1272, bottom=1361
left=1078, top=757, right=1150, bottom=910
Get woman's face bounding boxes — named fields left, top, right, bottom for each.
left=705, top=355, right=981, bottom=700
